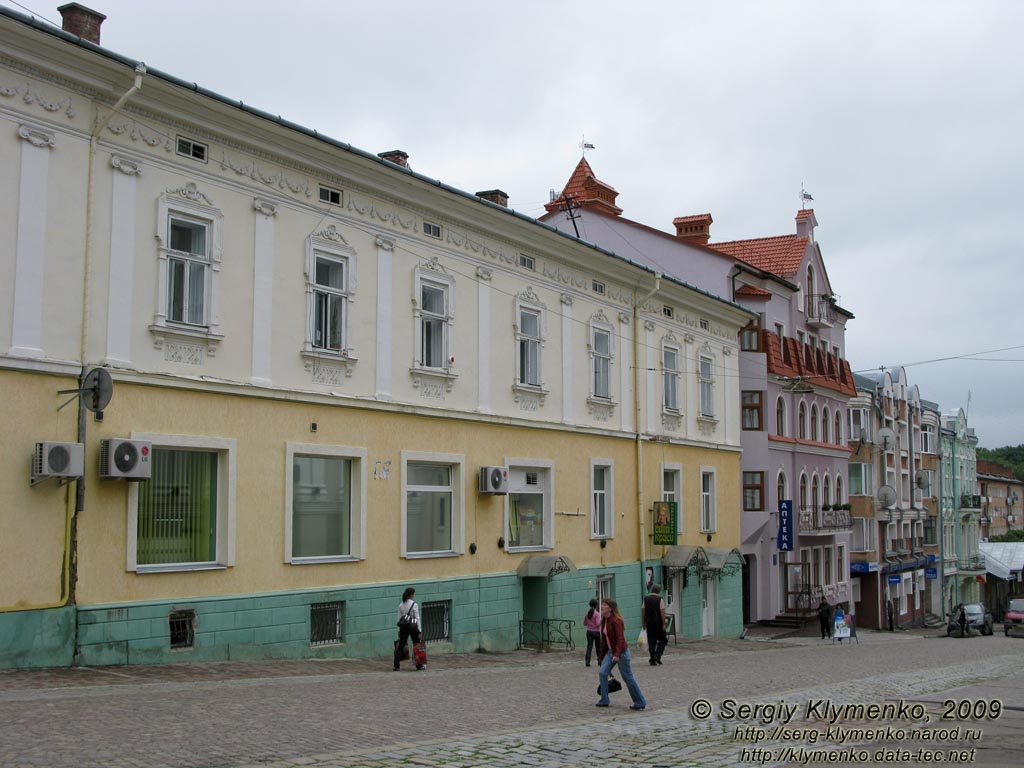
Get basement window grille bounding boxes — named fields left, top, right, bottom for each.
left=169, top=609, right=195, bottom=649
left=310, top=601, right=344, bottom=646
left=420, top=600, right=450, bottom=644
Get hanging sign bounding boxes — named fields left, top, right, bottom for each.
left=652, top=501, right=677, bottom=546
left=777, top=500, right=794, bottom=551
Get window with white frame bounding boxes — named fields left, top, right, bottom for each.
left=776, top=396, right=786, bottom=436
left=286, top=444, right=366, bottom=563
left=309, top=250, right=352, bottom=354
left=849, top=407, right=871, bottom=441
left=699, top=356, right=715, bottom=417
left=662, top=465, right=682, bottom=534
left=921, top=424, right=935, bottom=454
left=822, top=407, right=831, bottom=443
left=798, top=402, right=807, bottom=439
left=849, top=463, right=874, bottom=496
left=413, top=264, right=455, bottom=373
left=507, top=461, right=553, bottom=550
left=851, top=517, right=875, bottom=552
left=835, top=475, right=844, bottom=504
left=834, top=410, right=843, bottom=444
left=837, top=545, right=846, bottom=583
left=663, top=344, right=680, bottom=411
left=517, top=304, right=542, bottom=387
left=127, top=433, right=236, bottom=572
left=590, top=321, right=613, bottom=400
left=777, top=471, right=788, bottom=507
left=700, top=469, right=716, bottom=532
left=591, top=461, right=614, bottom=539
left=167, top=215, right=209, bottom=326
left=810, top=405, right=819, bottom=441
left=402, top=452, right=463, bottom=557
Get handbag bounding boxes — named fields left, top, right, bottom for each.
left=393, top=639, right=410, bottom=661
left=397, top=602, right=417, bottom=629
left=597, top=675, right=623, bottom=694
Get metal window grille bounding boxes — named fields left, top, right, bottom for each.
left=169, top=609, right=195, bottom=649
left=420, top=600, right=450, bottom=644
left=310, top=602, right=344, bottom=646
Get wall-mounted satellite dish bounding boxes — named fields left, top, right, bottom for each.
left=875, top=427, right=895, bottom=451
left=81, top=368, right=113, bottom=412
left=877, top=484, right=897, bottom=508
left=914, top=470, right=930, bottom=492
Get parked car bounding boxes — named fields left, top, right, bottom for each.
left=1004, top=598, right=1024, bottom=637
left=947, top=603, right=994, bottom=636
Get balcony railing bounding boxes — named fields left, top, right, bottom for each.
left=799, top=506, right=852, bottom=533
left=806, top=294, right=837, bottom=328
left=960, top=494, right=982, bottom=510
left=957, top=556, right=986, bottom=572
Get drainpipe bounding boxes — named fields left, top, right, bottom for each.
left=635, top=274, right=662, bottom=572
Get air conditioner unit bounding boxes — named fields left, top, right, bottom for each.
left=479, top=465, right=509, bottom=495
left=31, top=441, right=85, bottom=485
left=100, top=438, right=153, bottom=480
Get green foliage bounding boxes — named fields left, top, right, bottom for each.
left=977, top=445, right=1024, bottom=482
left=988, top=529, right=1024, bottom=543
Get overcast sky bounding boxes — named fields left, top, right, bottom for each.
left=9, top=0, right=1021, bottom=448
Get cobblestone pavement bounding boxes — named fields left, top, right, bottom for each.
left=1, top=630, right=1021, bottom=767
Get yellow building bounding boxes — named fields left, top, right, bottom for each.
left=0, top=5, right=751, bottom=667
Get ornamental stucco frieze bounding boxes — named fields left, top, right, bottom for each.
left=106, top=119, right=172, bottom=151
left=17, top=124, right=55, bottom=149
left=111, top=155, right=143, bottom=176
left=1, top=81, right=76, bottom=119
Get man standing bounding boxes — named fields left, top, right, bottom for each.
left=642, top=584, right=668, bottom=665
left=817, top=598, right=832, bottom=640
left=886, top=598, right=895, bottom=632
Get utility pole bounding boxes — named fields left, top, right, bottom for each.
left=560, top=194, right=582, bottom=239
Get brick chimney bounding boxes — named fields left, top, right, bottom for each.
left=58, top=3, right=106, bottom=45
left=476, top=189, right=509, bottom=208
left=377, top=150, right=409, bottom=168
left=796, top=208, right=817, bottom=243
left=673, top=213, right=713, bottom=246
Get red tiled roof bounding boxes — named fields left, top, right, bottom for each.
left=796, top=208, right=815, bottom=219
left=761, top=329, right=856, bottom=397
left=544, top=157, right=622, bottom=216
left=673, top=213, right=713, bottom=225
left=735, top=284, right=772, bottom=299
left=710, top=235, right=808, bottom=278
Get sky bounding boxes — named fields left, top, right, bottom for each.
left=7, top=0, right=1021, bottom=447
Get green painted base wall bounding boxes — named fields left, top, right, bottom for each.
left=0, top=606, right=75, bottom=669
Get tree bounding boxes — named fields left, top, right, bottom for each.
left=977, top=445, right=1024, bottom=482
left=988, top=530, right=1024, bottom=543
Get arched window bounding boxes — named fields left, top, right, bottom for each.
left=812, top=475, right=820, bottom=511
left=822, top=407, right=831, bottom=443
left=777, top=472, right=787, bottom=504
left=823, top=475, right=832, bottom=506
left=799, top=474, right=808, bottom=511
left=799, top=402, right=807, bottom=439
left=776, top=397, right=786, bottom=436
left=836, top=476, right=844, bottom=504
left=811, top=405, right=819, bottom=441
left=835, top=411, right=843, bottom=445
left=807, top=264, right=816, bottom=299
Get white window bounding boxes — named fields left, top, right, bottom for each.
left=312, top=253, right=348, bottom=351
left=921, top=425, right=935, bottom=454
left=662, top=464, right=682, bottom=534
left=519, top=254, right=535, bottom=271
left=592, top=280, right=606, bottom=295
left=590, top=322, right=613, bottom=400
left=318, top=185, right=341, bottom=205
left=423, top=221, right=442, bottom=239
left=413, top=264, right=455, bottom=374
left=849, top=407, right=872, bottom=441
left=516, top=305, right=542, bottom=387
left=286, top=443, right=366, bottom=563
left=126, top=433, right=236, bottom=573
left=699, top=356, right=715, bottom=417
left=852, top=518, right=875, bottom=552
left=662, top=305, right=675, bottom=319
left=506, top=460, right=554, bottom=550
left=591, top=460, right=614, bottom=539
left=834, top=410, right=843, bottom=444
left=700, top=468, right=716, bottom=532
left=849, top=463, right=874, bottom=496
left=774, top=322, right=785, bottom=342
left=837, top=545, right=846, bottom=583
left=176, top=136, right=207, bottom=162
left=663, top=344, right=680, bottom=411
left=152, top=187, right=223, bottom=350
left=402, top=451, right=464, bottom=557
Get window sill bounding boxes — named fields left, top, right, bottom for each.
left=289, top=555, right=360, bottom=565
left=403, top=550, right=460, bottom=559
left=410, top=366, right=458, bottom=394
left=586, top=396, right=616, bottom=422
left=135, top=563, right=228, bottom=574
left=303, top=349, right=358, bottom=380
left=697, top=414, right=718, bottom=436
left=506, top=545, right=553, bottom=553
left=512, top=383, right=548, bottom=409
left=150, top=323, right=223, bottom=357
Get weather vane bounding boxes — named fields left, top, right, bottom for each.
left=800, top=183, right=814, bottom=209
left=580, top=134, right=595, bottom=156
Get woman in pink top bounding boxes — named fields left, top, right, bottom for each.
left=583, top=598, right=602, bottom=666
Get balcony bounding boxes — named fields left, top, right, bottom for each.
left=960, top=494, right=982, bottom=510
left=957, top=555, right=986, bottom=573
left=806, top=294, right=837, bottom=328
left=798, top=506, right=852, bottom=534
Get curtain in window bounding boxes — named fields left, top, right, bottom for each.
left=509, top=492, right=544, bottom=547
left=138, top=449, right=217, bottom=564
left=293, top=456, right=351, bottom=557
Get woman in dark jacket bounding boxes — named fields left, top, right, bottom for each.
left=596, top=597, right=647, bottom=710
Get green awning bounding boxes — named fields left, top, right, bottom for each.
left=517, top=555, right=578, bottom=578
left=661, top=546, right=708, bottom=569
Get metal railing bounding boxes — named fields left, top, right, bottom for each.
left=957, top=556, right=986, bottom=572
left=518, top=619, right=575, bottom=651
left=806, top=295, right=837, bottom=326
left=799, top=506, right=852, bottom=532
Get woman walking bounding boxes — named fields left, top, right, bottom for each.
left=394, top=587, right=424, bottom=671
left=583, top=599, right=601, bottom=666
left=596, top=597, right=647, bottom=710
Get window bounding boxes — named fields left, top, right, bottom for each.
left=662, top=465, right=682, bottom=534
left=176, top=136, right=207, bottom=162
left=774, top=322, right=785, bottom=343
left=834, top=411, right=843, bottom=444
left=167, top=215, right=209, bottom=326
left=743, top=471, right=764, bottom=511
left=169, top=610, right=196, bottom=648
left=849, top=463, right=874, bottom=496
left=700, top=469, right=716, bottom=532
left=591, top=461, right=614, bottom=539
left=921, top=425, right=935, bottom=454
left=420, top=600, right=451, bottom=644
left=777, top=472, right=788, bottom=507
left=423, top=221, right=442, bottom=239
left=310, top=602, right=343, bottom=646
left=517, top=306, right=542, bottom=387
left=837, top=545, right=846, bottom=583
left=312, top=253, right=348, bottom=352
left=286, top=443, right=366, bottom=563
left=740, top=322, right=760, bottom=352
left=799, top=474, right=808, bottom=511
left=776, top=397, right=786, bottom=436
left=810, top=405, right=819, bottom=441
left=811, top=475, right=820, bottom=510
left=699, top=356, right=715, bottom=417
left=797, top=330, right=806, bottom=346
left=742, top=391, right=763, bottom=430
left=835, top=475, right=844, bottom=504
left=699, top=318, right=709, bottom=331
left=318, top=185, right=341, bottom=205
left=591, top=326, right=612, bottom=399
left=849, top=407, right=871, bottom=441
left=663, top=345, right=680, bottom=411
left=507, top=461, right=553, bottom=550
left=128, top=433, right=236, bottom=572
left=662, top=305, right=675, bottom=319
left=519, top=254, right=535, bottom=271
left=824, top=545, right=833, bottom=584
left=798, top=402, right=807, bottom=439
left=592, top=280, right=606, bottom=295
left=823, top=475, right=832, bottom=506
left=403, top=450, right=464, bottom=561
left=413, top=264, right=455, bottom=375
left=822, top=407, right=831, bottom=443
left=852, top=518, right=875, bottom=552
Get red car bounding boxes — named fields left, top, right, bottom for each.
left=1005, top=598, right=1024, bottom=637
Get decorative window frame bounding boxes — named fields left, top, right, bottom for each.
left=590, top=458, right=615, bottom=540
left=586, top=311, right=616, bottom=419
left=504, top=458, right=555, bottom=553
left=150, top=184, right=224, bottom=355
left=285, top=442, right=367, bottom=564
left=302, top=227, right=359, bottom=377
left=776, top=396, right=787, bottom=437
left=700, top=467, right=717, bottom=533
left=697, top=344, right=717, bottom=423
left=798, top=401, right=808, bottom=439
left=126, top=432, right=236, bottom=573
left=777, top=470, right=788, bottom=507
left=400, top=450, right=465, bottom=559
left=512, top=287, right=548, bottom=406
left=662, top=334, right=681, bottom=415
left=411, top=258, right=457, bottom=391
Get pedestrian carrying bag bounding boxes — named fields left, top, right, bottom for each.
left=397, top=603, right=417, bottom=628
left=637, top=628, right=648, bottom=652
left=597, top=675, right=623, bottom=694
left=393, top=639, right=410, bottom=661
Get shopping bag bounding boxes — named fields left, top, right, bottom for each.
left=413, top=641, right=427, bottom=668
left=637, top=628, right=648, bottom=652
left=393, top=639, right=410, bottom=661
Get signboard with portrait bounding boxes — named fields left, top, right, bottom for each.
left=652, top=501, right=677, bottom=545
